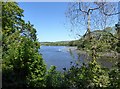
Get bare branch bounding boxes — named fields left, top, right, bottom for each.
left=66, top=2, right=119, bottom=39
left=103, top=11, right=120, bottom=16
left=78, top=2, right=88, bottom=14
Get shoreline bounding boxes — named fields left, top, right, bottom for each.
left=41, top=45, right=119, bottom=58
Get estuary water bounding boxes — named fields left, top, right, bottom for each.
left=39, top=46, right=78, bottom=71
left=39, top=46, right=117, bottom=71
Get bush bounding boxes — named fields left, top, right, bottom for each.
left=45, top=66, right=67, bottom=88
left=64, top=60, right=110, bottom=89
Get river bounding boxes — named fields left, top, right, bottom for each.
left=39, top=46, right=118, bottom=71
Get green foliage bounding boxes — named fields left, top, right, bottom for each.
left=2, top=2, right=46, bottom=88
left=64, top=61, right=110, bottom=89
left=109, top=24, right=120, bottom=89
left=68, top=41, right=74, bottom=46
left=41, top=40, right=79, bottom=46
left=109, top=66, right=120, bottom=89
left=45, top=66, right=66, bottom=88
left=68, top=40, right=79, bottom=46
left=78, top=28, right=118, bottom=52
left=2, top=1, right=120, bottom=89
left=116, top=41, right=120, bottom=53
left=41, top=41, right=70, bottom=46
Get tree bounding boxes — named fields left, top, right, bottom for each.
left=109, top=2, right=120, bottom=88
left=64, top=60, right=110, bottom=89
left=66, top=2, right=118, bottom=40
left=2, top=2, right=46, bottom=88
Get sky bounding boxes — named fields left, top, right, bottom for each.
left=18, top=2, right=119, bottom=42
left=18, top=2, right=79, bottom=42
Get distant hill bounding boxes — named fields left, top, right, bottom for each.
left=40, top=40, right=78, bottom=46
left=40, top=41, right=69, bottom=46
left=40, top=27, right=116, bottom=47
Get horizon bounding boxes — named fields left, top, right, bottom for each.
left=40, top=39, right=78, bottom=42
left=18, top=2, right=81, bottom=42
left=18, top=2, right=118, bottom=42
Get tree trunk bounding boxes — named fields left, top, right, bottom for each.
left=117, top=27, right=120, bottom=59
left=87, top=13, right=91, bottom=40
left=115, top=23, right=120, bottom=68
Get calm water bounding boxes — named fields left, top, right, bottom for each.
left=39, top=46, right=78, bottom=71
left=39, top=46, right=117, bottom=71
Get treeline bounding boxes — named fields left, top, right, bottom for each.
left=2, top=2, right=120, bottom=89
left=41, top=41, right=70, bottom=46
left=77, top=27, right=118, bottom=52
left=41, top=27, right=118, bottom=52
left=41, top=40, right=79, bottom=46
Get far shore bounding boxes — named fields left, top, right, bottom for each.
left=41, top=45, right=119, bottom=58
left=67, top=46, right=119, bottom=58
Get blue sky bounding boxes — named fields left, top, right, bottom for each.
left=18, top=2, right=79, bottom=42
left=18, top=2, right=118, bottom=42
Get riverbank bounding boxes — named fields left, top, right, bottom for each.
left=43, top=46, right=119, bottom=58
left=75, top=48, right=119, bottom=58
left=67, top=46, right=77, bottom=51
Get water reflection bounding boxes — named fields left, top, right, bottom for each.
left=39, top=46, right=117, bottom=71
left=76, top=50, right=118, bottom=68
left=40, top=46, right=77, bottom=71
